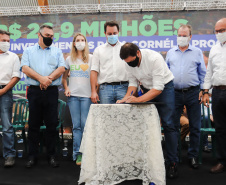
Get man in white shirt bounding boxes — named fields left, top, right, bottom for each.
left=202, top=18, right=226, bottom=174
left=90, top=21, right=128, bottom=104
left=117, top=42, right=179, bottom=179
left=0, top=29, right=21, bottom=167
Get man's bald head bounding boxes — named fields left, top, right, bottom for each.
left=216, top=18, right=226, bottom=27
left=215, top=18, right=226, bottom=44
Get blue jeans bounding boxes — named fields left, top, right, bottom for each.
left=174, top=86, right=201, bottom=158
left=0, top=90, right=16, bottom=158
left=99, top=83, right=128, bottom=104
left=150, top=81, right=178, bottom=164
left=67, top=96, right=91, bottom=160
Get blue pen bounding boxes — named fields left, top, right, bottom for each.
left=130, top=91, right=133, bottom=96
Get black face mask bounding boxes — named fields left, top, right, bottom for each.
left=40, top=32, right=53, bottom=47
left=127, top=56, right=139, bottom=67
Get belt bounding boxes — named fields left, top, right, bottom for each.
left=175, top=85, right=199, bottom=92
left=29, top=85, right=58, bottom=90
left=0, top=85, right=6, bottom=89
left=101, top=81, right=128, bottom=85
left=213, top=85, right=226, bottom=90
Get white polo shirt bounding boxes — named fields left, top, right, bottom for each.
left=0, top=51, right=21, bottom=85
left=91, top=41, right=128, bottom=85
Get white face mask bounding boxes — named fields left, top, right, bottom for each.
left=0, top=42, right=10, bottom=52
left=75, top=42, right=86, bottom=51
left=177, top=36, right=190, bottom=47
left=216, top=32, right=226, bottom=44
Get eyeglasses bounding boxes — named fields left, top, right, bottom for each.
left=213, top=28, right=226, bottom=34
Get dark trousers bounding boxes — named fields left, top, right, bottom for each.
left=174, top=86, right=201, bottom=158
left=142, top=81, right=178, bottom=164
left=27, top=86, right=58, bottom=158
left=212, top=88, right=226, bottom=165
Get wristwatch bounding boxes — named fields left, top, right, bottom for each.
left=203, top=91, right=209, bottom=95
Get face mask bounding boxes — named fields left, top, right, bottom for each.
left=40, top=32, right=53, bottom=47
left=75, top=42, right=86, bottom=51
left=177, top=36, right=190, bottom=47
left=0, top=42, right=10, bottom=52
left=127, top=56, right=139, bottom=67
left=107, top=35, right=118, bottom=45
left=216, top=32, right=226, bottom=44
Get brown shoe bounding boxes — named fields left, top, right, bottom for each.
left=210, top=163, right=225, bottom=174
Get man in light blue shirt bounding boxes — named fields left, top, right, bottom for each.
left=166, top=24, right=206, bottom=169
left=21, top=24, right=66, bottom=168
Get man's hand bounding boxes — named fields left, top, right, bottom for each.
left=116, top=99, right=126, bottom=104
left=91, top=91, right=99, bottom=104
left=199, top=91, right=203, bottom=104
left=39, top=76, right=52, bottom=88
left=64, top=88, right=71, bottom=97
left=125, top=96, right=139, bottom=103
left=210, top=114, right=214, bottom=122
left=40, top=84, right=46, bottom=90
left=202, top=94, right=210, bottom=107
left=116, top=96, right=131, bottom=104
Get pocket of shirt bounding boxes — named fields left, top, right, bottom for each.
left=48, top=56, right=58, bottom=68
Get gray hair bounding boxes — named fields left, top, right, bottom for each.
left=39, top=24, right=53, bottom=33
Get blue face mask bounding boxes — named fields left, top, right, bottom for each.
left=107, top=35, right=118, bottom=45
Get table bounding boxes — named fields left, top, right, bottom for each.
left=78, top=104, right=165, bottom=185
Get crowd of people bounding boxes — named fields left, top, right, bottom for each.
left=0, top=17, right=226, bottom=181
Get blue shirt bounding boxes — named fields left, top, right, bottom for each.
left=21, top=44, right=66, bottom=86
left=166, top=45, right=206, bottom=89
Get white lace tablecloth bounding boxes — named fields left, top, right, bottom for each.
left=78, top=104, right=165, bottom=185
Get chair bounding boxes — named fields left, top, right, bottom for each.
left=198, top=102, right=216, bottom=164
left=40, top=99, right=66, bottom=154
left=0, top=99, right=29, bottom=154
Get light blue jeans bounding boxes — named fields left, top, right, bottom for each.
left=99, top=83, right=128, bottom=104
left=0, top=90, right=16, bottom=158
left=67, top=96, right=91, bottom=160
